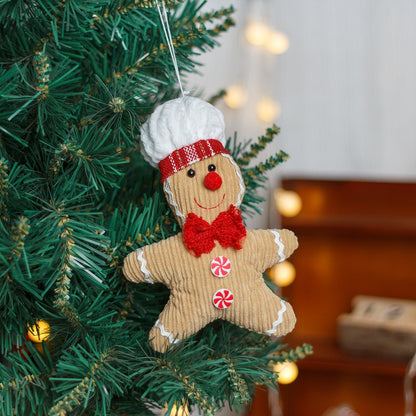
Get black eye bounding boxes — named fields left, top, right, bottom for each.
left=187, top=169, right=195, bottom=178
left=208, top=164, right=216, bottom=172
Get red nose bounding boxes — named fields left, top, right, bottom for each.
left=204, top=171, right=222, bottom=191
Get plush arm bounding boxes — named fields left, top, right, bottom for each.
left=123, top=234, right=183, bottom=287
left=244, top=229, right=298, bottom=271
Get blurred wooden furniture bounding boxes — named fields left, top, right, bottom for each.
left=338, top=295, right=416, bottom=359
left=249, top=178, right=416, bottom=416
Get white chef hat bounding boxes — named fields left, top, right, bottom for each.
left=140, top=96, right=229, bottom=182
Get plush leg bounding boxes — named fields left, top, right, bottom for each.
left=226, top=286, right=296, bottom=338
left=149, top=297, right=211, bottom=353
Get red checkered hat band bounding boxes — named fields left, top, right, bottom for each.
left=159, top=139, right=229, bottom=182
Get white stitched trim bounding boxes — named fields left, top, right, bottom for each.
left=136, top=248, right=154, bottom=284
left=222, top=153, right=245, bottom=207
left=169, top=153, right=178, bottom=174
left=265, top=299, right=287, bottom=336
left=164, top=178, right=186, bottom=225
left=207, top=139, right=214, bottom=155
left=271, top=230, right=286, bottom=263
left=154, top=319, right=180, bottom=344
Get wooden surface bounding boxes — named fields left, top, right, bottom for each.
left=249, top=179, right=416, bottom=416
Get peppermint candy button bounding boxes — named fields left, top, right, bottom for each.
left=211, top=256, right=231, bottom=278
left=212, top=288, right=234, bottom=309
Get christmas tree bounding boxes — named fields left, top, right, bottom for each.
left=0, top=1, right=311, bottom=415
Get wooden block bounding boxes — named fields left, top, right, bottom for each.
left=338, top=295, right=416, bottom=359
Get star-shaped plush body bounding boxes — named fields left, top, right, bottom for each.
left=123, top=153, right=298, bottom=353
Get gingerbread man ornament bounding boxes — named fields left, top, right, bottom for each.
left=123, top=96, right=298, bottom=353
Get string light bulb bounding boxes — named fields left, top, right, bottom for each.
left=267, top=261, right=296, bottom=287
left=167, top=403, right=190, bottom=416
left=266, top=30, right=290, bottom=55
left=256, top=97, right=281, bottom=122
left=27, top=319, right=50, bottom=343
left=274, top=188, right=302, bottom=217
left=245, top=21, right=270, bottom=46
left=273, top=361, right=299, bottom=384
left=224, top=85, right=248, bottom=109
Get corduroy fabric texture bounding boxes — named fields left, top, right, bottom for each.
left=123, top=229, right=298, bottom=352
left=123, top=153, right=298, bottom=353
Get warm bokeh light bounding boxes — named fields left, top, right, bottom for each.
left=274, top=188, right=302, bottom=217
left=245, top=21, right=270, bottom=46
left=224, top=84, right=248, bottom=109
left=273, top=361, right=299, bottom=384
left=256, top=97, right=281, bottom=122
left=265, top=30, right=290, bottom=54
left=267, top=261, right=296, bottom=287
left=27, top=319, right=50, bottom=343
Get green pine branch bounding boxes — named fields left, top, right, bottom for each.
left=226, top=129, right=289, bottom=216
left=274, top=343, right=314, bottom=363
left=208, top=89, right=226, bottom=105
left=49, top=337, right=130, bottom=416
left=224, top=357, right=251, bottom=404
left=0, top=343, right=54, bottom=415
left=236, top=124, right=281, bottom=167
left=244, top=151, right=289, bottom=181
left=193, top=6, right=235, bottom=24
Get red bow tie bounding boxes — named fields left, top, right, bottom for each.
left=182, top=205, right=246, bottom=257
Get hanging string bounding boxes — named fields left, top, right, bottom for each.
left=155, top=0, right=185, bottom=97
